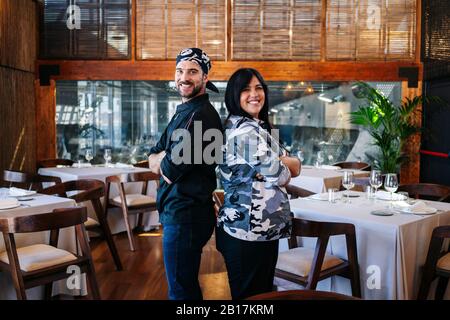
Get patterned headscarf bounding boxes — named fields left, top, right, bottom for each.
left=176, top=48, right=219, bottom=93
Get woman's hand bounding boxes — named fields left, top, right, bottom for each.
left=280, top=155, right=301, bottom=177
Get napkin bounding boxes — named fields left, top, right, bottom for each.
left=320, top=165, right=341, bottom=170
left=9, top=187, right=36, bottom=197
left=393, top=200, right=436, bottom=214
left=71, top=163, right=92, bottom=168
left=375, top=191, right=405, bottom=201
left=114, top=163, right=133, bottom=168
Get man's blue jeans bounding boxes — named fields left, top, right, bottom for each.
left=162, top=222, right=214, bottom=300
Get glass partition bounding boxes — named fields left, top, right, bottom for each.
left=55, top=80, right=401, bottom=166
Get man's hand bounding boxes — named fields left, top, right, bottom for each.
left=148, top=151, right=166, bottom=174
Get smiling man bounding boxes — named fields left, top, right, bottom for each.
left=147, top=48, right=223, bottom=300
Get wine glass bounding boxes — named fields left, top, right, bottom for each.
left=384, top=173, right=399, bottom=210
left=104, top=149, right=112, bottom=167
left=342, top=170, right=355, bottom=203
left=296, top=150, right=304, bottom=162
left=316, top=151, right=324, bottom=168
left=85, top=148, right=93, bottom=164
left=369, top=170, right=383, bottom=199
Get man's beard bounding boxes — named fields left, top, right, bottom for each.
left=177, top=80, right=203, bottom=100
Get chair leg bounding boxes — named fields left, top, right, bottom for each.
left=435, top=276, right=449, bottom=300
left=122, top=209, right=136, bottom=252
left=44, top=283, right=53, bottom=300
left=3, top=233, right=27, bottom=300
left=92, top=199, right=123, bottom=270
left=417, top=272, right=435, bottom=300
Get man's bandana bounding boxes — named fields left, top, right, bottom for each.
left=176, top=48, right=219, bottom=93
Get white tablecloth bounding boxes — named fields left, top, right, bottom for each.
left=281, top=192, right=450, bottom=299
left=290, top=166, right=369, bottom=193
left=38, top=166, right=160, bottom=234
left=0, top=192, right=79, bottom=299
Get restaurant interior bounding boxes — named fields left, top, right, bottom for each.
left=0, top=0, right=449, bottom=301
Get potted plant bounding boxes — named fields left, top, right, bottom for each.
left=349, top=82, right=441, bottom=174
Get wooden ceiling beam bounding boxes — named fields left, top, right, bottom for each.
left=36, top=60, right=423, bottom=82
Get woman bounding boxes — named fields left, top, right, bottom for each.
left=216, top=68, right=301, bottom=299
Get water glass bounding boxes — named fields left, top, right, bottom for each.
left=342, top=170, right=355, bottom=203
left=316, top=151, right=324, bottom=168
left=296, top=150, right=304, bottom=162
left=328, top=188, right=338, bottom=203
left=104, top=149, right=112, bottom=167
left=384, top=173, right=399, bottom=210
left=85, top=149, right=93, bottom=163
left=366, top=186, right=375, bottom=200
left=369, top=170, right=383, bottom=196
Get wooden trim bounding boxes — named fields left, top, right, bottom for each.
left=415, top=0, right=422, bottom=63
left=131, top=0, right=136, bottom=61
left=226, top=0, right=231, bottom=61
left=320, top=0, right=327, bottom=62
left=36, top=60, right=423, bottom=81
left=35, top=79, right=56, bottom=161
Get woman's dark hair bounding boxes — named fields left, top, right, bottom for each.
left=224, top=68, right=271, bottom=124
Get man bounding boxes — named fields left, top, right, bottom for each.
left=148, top=48, right=223, bottom=300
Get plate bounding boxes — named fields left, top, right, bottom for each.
left=320, top=165, right=341, bottom=170
left=398, top=207, right=437, bottom=215
left=0, top=203, right=21, bottom=210
left=370, top=210, right=394, bottom=216
left=17, top=196, right=34, bottom=201
left=8, top=188, right=37, bottom=197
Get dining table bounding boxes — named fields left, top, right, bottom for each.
left=0, top=189, right=82, bottom=299
left=38, top=164, right=160, bottom=234
left=289, top=165, right=370, bottom=193
left=278, top=191, right=450, bottom=300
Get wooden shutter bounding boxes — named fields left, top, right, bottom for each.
left=327, top=0, right=416, bottom=61
left=233, top=0, right=322, bottom=60
left=136, top=0, right=226, bottom=60
left=40, top=0, right=130, bottom=59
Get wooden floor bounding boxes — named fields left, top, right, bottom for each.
left=90, top=228, right=232, bottom=300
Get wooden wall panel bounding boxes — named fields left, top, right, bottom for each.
left=35, top=79, right=56, bottom=162
left=0, top=0, right=38, bottom=175
left=400, top=81, right=422, bottom=184
left=0, top=0, right=37, bottom=72
left=0, top=68, right=36, bottom=173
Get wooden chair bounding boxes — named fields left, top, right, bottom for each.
left=39, top=179, right=122, bottom=271
left=397, top=183, right=450, bottom=202
left=212, top=189, right=224, bottom=216
left=3, top=170, right=62, bottom=190
left=275, top=218, right=361, bottom=297
left=417, top=225, right=450, bottom=300
left=133, top=160, right=149, bottom=168
left=104, top=171, right=160, bottom=251
left=0, top=207, right=100, bottom=300
left=285, top=184, right=315, bottom=199
left=333, top=161, right=371, bottom=171
left=246, top=289, right=360, bottom=300
left=37, top=158, right=74, bottom=168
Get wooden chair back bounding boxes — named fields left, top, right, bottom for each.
left=333, top=161, right=371, bottom=171
left=213, top=190, right=224, bottom=216
left=133, top=160, right=149, bottom=168
left=246, top=289, right=360, bottom=300
left=0, top=206, right=100, bottom=300
left=417, top=225, right=450, bottom=300
left=40, top=179, right=123, bottom=270
left=276, top=217, right=361, bottom=297
left=285, top=184, right=315, bottom=199
left=37, top=158, right=74, bottom=168
left=0, top=207, right=87, bottom=234
left=398, top=183, right=450, bottom=202
left=3, top=170, right=62, bottom=190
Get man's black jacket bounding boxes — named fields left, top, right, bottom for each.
left=149, top=94, right=223, bottom=225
